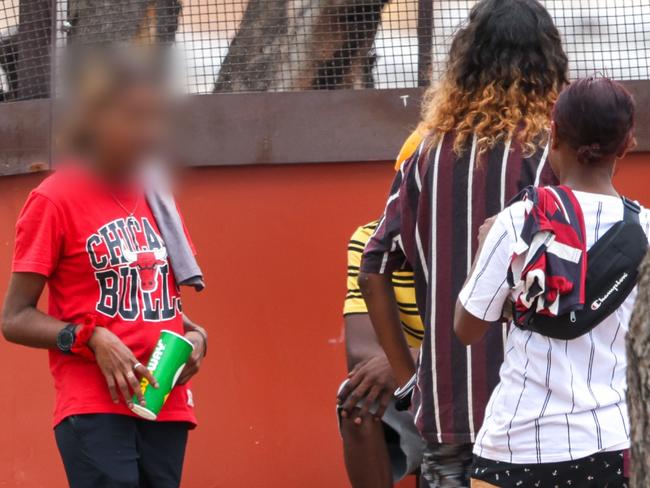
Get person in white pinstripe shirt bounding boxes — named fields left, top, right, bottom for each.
left=455, top=77, right=645, bottom=487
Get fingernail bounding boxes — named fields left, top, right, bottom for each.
left=141, top=400, right=146, bottom=406
left=354, top=418, right=362, bottom=425
left=341, top=411, right=347, bottom=418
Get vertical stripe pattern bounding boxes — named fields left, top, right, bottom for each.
left=361, top=133, right=555, bottom=444
left=459, top=192, right=643, bottom=463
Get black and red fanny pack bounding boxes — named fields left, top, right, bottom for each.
left=516, top=197, right=647, bottom=340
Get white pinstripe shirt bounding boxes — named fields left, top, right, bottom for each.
left=460, top=191, right=650, bottom=464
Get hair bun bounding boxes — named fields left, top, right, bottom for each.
left=576, top=143, right=603, bottom=164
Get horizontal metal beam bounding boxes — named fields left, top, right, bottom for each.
left=174, top=88, right=422, bottom=167
left=1, top=81, right=649, bottom=176
left=0, top=99, right=50, bottom=176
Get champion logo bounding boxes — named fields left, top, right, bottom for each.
left=591, top=272, right=629, bottom=310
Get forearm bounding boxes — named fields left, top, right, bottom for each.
left=453, top=218, right=497, bottom=345
left=176, top=313, right=207, bottom=383
left=358, top=272, right=416, bottom=385
left=2, top=305, right=66, bottom=349
left=344, top=313, right=385, bottom=371
left=346, top=341, right=381, bottom=371
left=346, top=333, right=419, bottom=372
left=454, top=259, right=490, bottom=345
left=182, top=313, right=207, bottom=357
left=182, top=314, right=205, bottom=335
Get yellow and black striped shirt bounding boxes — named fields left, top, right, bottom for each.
left=344, top=221, right=424, bottom=348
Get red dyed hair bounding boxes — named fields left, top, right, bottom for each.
left=553, top=77, right=635, bottom=164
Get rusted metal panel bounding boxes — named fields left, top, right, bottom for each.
left=0, top=81, right=649, bottom=176
left=168, top=81, right=650, bottom=166
left=0, top=99, right=50, bottom=176
left=173, top=88, right=422, bottom=167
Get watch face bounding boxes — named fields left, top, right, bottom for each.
left=57, top=327, right=75, bottom=352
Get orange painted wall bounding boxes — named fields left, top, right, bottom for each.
left=0, top=154, right=648, bottom=487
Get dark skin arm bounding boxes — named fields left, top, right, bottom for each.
left=454, top=302, right=491, bottom=346
left=339, top=314, right=395, bottom=424
left=338, top=313, right=418, bottom=424
left=2, top=273, right=66, bottom=348
left=454, top=216, right=498, bottom=345
left=2, top=272, right=157, bottom=408
left=358, top=272, right=416, bottom=387
left=344, top=313, right=384, bottom=371
left=177, top=314, right=207, bottom=384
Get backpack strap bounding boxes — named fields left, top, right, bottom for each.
left=623, top=197, right=641, bottom=224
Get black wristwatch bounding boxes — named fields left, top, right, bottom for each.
left=56, top=324, right=77, bottom=354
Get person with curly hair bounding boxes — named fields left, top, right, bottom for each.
left=358, top=0, right=568, bottom=486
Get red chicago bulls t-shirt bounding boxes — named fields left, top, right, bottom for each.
left=12, top=163, right=197, bottom=427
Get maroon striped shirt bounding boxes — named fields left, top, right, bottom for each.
left=361, top=132, right=556, bottom=444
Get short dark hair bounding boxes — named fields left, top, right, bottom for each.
left=553, top=77, right=635, bottom=164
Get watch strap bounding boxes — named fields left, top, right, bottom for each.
left=71, top=315, right=98, bottom=361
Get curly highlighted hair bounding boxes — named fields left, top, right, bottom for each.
left=421, top=0, right=568, bottom=157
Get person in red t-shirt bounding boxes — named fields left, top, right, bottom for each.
left=1, top=50, right=207, bottom=488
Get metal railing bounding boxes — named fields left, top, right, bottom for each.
left=0, top=0, right=649, bottom=175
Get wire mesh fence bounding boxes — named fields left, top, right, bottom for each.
left=1, top=1, right=51, bottom=101
left=0, top=0, right=648, bottom=102
left=431, top=1, right=650, bottom=82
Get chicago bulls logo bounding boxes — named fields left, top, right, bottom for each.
left=86, top=217, right=180, bottom=322
left=121, top=244, right=168, bottom=292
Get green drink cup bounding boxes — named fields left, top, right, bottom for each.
left=131, top=330, right=194, bottom=420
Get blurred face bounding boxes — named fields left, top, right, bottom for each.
left=90, top=82, right=166, bottom=174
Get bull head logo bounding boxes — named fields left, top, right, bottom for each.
left=121, top=244, right=168, bottom=292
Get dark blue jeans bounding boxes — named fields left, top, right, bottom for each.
left=55, top=414, right=189, bottom=488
